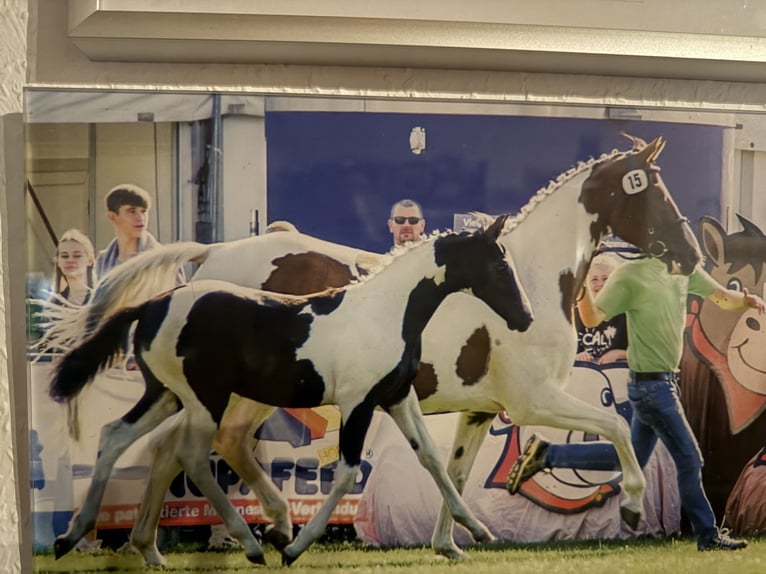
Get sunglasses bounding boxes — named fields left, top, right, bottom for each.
left=392, top=216, right=421, bottom=225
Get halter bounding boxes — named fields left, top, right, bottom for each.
left=645, top=215, right=690, bottom=259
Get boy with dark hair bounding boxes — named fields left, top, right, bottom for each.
left=96, top=184, right=160, bottom=277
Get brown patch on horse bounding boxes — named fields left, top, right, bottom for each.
left=559, top=271, right=578, bottom=325
left=455, top=327, right=490, bottom=386
left=262, top=252, right=355, bottom=295
left=413, top=362, right=438, bottom=400
left=558, top=255, right=592, bottom=325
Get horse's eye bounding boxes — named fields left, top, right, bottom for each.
left=727, top=278, right=743, bottom=292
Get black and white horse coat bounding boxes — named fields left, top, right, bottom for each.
left=50, top=217, right=533, bottom=565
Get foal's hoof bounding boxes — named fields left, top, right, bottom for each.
left=53, top=537, right=74, bottom=560
left=263, top=525, right=291, bottom=551
left=477, top=530, right=496, bottom=544
left=434, top=545, right=468, bottom=560
left=281, top=549, right=299, bottom=566
left=620, top=506, right=641, bottom=530
left=246, top=552, right=267, bottom=566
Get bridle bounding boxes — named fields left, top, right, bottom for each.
left=645, top=215, right=690, bottom=259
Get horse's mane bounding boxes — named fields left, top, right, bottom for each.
left=371, top=150, right=626, bottom=281
left=345, top=230, right=456, bottom=288
left=470, top=148, right=625, bottom=234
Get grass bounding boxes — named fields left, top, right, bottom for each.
left=33, top=536, right=766, bottom=574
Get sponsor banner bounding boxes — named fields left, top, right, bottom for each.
left=91, top=498, right=360, bottom=529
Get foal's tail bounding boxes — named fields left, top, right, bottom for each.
left=35, top=241, right=214, bottom=354
left=49, top=303, right=149, bottom=437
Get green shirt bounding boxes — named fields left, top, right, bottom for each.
left=595, top=258, right=716, bottom=373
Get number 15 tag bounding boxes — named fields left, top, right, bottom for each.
left=622, top=169, right=649, bottom=194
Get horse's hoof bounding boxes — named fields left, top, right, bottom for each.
left=141, top=550, right=168, bottom=568
left=473, top=529, right=495, bottom=544
left=281, top=549, right=299, bottom=566
left=53, top=537, right=74, bottom=560
left=144, top=556, right=168, bottom=568
left=620, top=506, right=641, bottom=530
left=434, top=546, right=468, bottom=561
left=263, top=525, right=291, bottom=551
left=246, top=552, right=267, bottom=566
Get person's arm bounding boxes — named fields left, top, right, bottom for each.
left=575, top=350, right=595, bottom=362
left=598, top=348, right=628, bottom=364
left=707, top=286, right=766, bottom=313
left=576, top=286, right=607, bottom=328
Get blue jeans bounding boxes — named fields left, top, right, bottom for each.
left=545, top=373, right=717, bottom=543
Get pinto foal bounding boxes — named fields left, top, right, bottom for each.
left=49, top=216, right=532, bottom=566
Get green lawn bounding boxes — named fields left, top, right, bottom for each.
left=34, top=537, right=766, bottom=574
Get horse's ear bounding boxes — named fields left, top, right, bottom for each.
left=621, top=132, right=647, bottom=151
left=632, top=136, right=666, bottom=165
left=647, top=136, right=666, bottom=163
left=699, top=215, right=726, bottom=269
left=485, top=214, right=508, bottom=240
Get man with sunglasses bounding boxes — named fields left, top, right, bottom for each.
left=388, top=199, right=426, bottom=247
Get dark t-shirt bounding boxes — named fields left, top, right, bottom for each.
left=575, top=310, right=628, bottom=361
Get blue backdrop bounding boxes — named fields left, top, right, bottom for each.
left=266, top=112, right=724, bottom=254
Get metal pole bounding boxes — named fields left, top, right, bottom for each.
left=209, top=94, right=223, bottom=242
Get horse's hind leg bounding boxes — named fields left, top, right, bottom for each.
left=131, top=398, right=290, bottom=564
left=175, top=408, right=266, bottom=565
left=212, top=399, right=292, bottom=549
left=388, top=390, right=494, bottom=553
left=54, top=387, right=180, bottom=559
left=129, top=421, right=184, bottom=567
left=514, top=387, right=645, bottom=527
left=431, top=411, right=494, bottom=559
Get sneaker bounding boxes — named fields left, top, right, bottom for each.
left=506, top=434, right=549, bottom=494
left=698, top=528, right=748, bottom=552
left=208, top=523, right=240, bottom=550
left=74, top=536, right=102, bottom=552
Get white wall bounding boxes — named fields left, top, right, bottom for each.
left=221, top=114, right=267, bottom=241
left=0, top=0, right=28, bottom=571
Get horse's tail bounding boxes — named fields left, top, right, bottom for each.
left=49, top=303, right=148, bottom=409
left=36, top=241, right=215, bottom=354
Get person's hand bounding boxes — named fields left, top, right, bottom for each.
left=743, top=288, right=766, bottom=314
left=575, top=351, right=594, bottom=362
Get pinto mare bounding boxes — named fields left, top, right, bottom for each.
left=49, top=216, right=533, bottom=565
left=129, top=135, right=701, bottom=560
left=48, top=135, right=701, bottom=564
